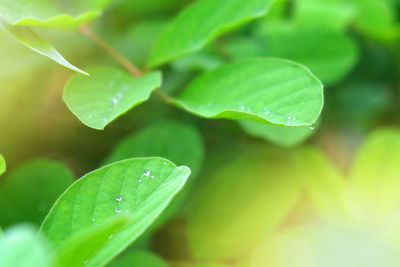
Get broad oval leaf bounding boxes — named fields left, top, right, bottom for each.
left=344, top=128, right=400, bottom=222
left=148, top=0, right=274, bottom=68
left=63, top=67, right=162, bottom=130
left=0, top=0, right=111, bottom=29
left=0, top=225, right=51, bottom=267
left=188, top=150, right=302, bottom=259
left=0, top=158, right=74, bottom=228
left=174, top=58, right=324, bottom=127
left=0, top=154, right=5, bottom=176
left=4, top=23, right=88, bottom=75
left=104, top=120, right=204, bottom=228
left=40, top=157, right=190, bottom=267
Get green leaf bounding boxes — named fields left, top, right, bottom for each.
left=63, top=67, right=162, bottom=130
left=188, top=150, right=302, bottom=259
left=0, top=225, right=51, bottom=267
left=54, top=217, right=131, bottom=267
left=40, top=157, right=190, bottom=267
left=0, top=158, right=74, bottom=228
left=254, top=22, right=359, bottom=85
left=4, top=23, right=88, bottom=75
left=344, top=128, right=400, bottom=222
left=174, top=58, right=324, bottom=127
left=0, top=0, right=111, bottom=29
left=104, top=120, right=204, bottom=228
left=148, top=0, right=274, bottom=68
left=239, top=120, right=315, bottom=147
left=0, top=154, right=5, bottom=176
left=108, top=250, right=169, bottom=267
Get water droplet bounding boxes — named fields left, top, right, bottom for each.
left=310, top=124, right=316, bottom=130
left=103, top=118, right=107, bottom=123
left=84, top=259, right=89, bottom=265
left=88, top=115, right=93, bottom=120
left=163, top=162, right=167, bottom=165
left=239, top=104, right=246, bottom=111
left=108, top=234, right=114, bottom=239
left=136, top=201, right=141, bottom=205
left=115, top=208, right=122, bottom=213
left=287, top=121, right=291, bottom=125
left=292, top=116, right=297, bottom=120
left=112, top=97, right=119, bottom=104
left=151, top=175, right=155, bottom=179
left=116, top=196, right=122, bottom=202
left=137, top=178, right=143, bottom=183
left=91, top=217, right=95, bottom=222
left=288, top=116, right=292, bottom=120
left=144, top=169, right=150, bottom=177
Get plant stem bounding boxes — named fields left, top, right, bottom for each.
left=79, top=24, right=143, bottom=77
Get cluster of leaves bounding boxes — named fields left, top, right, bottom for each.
left=0, top=0, right=400, bottom=266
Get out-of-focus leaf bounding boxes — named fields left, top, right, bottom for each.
left=0, top=158, right=74, bottom=228
left=174, top=58, right=323, bottom=127
left=108, top=250, right=169, bottom=267
left=63, top=67, right=162, bottom=130
left=345, top=128, right=400, bottom=222
left=40, top=157, right=190, bottom=267
left=0, top=225, right=51, bottom=267
left=253, top=22, right=359, bottom=85
left=294, top=147, right=349, bottom=222
left=148, top=0, right=274, bottom=67
left=188, top=150, right=302, bottom=259
left=172, top=52, right=224, bottom=72
left=105, top=121, right=203, bottom=177
left=4, top=23, right=88, bottom=75
left=0, top=0, right=111, bottom=29
left=0, top=154, right=5, bottom=176
left=352, top=0, right=398, bottom=40
left=294, top=0, right=356, bottom=32
left=239, top=120, right=315, bottom=147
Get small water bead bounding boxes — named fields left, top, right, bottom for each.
left=108, top=234, right=114, bottom=239
left=144, top=169, right=151, bottom=177
left=112, top=97, right=119, bottom=104
left=163, top=162, right=167, bottom=165
left=310, top=124, right=316, bottom=130
left=264, top=109, right=270, bottom=115
left=88, top=115, right=93, bottom=120
left=103, top=118, right=107, bottom=123
left=292, top=116, right=297, bottom=121
left=115, top=208, right=122, bottom=213
left=91, top=217, right=95, bottom=222
left=150, top=175, right=155, bottom=179
left=137, top=178, right=143, bottom=183
left=288, top=116, right=292, bottom=120
left=84, top=260, right=89, bottom=265
left=116, top=196, right=122, bottom=202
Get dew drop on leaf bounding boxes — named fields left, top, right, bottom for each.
left=116, top=195, right=122, bottom=202
left=143, top=169, right=150, bottom=177
left=115, top=208, right=122, bottom=213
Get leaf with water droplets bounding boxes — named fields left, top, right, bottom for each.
left=63, top=66, right=162, bottom=130
left=108, top=250, right=169, bottom=267
left=3, top=23, right=88, bottom=75
left=0, top=158, right=74, bottom=228
left=0, top=154, right=5, bottom=176
left=173, top=58, right=324, bottom=127
left=40, top=157, right=191, bottom=267
left=148, top=0, right=274, bottom=68
left=0, top=225, right=51, bottom=267
left=104, top=120, right=204, bottom=232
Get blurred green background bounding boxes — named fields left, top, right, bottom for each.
left=2, top=0, right=400, bottom=266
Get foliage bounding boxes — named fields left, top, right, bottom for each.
left=0, top=0, right=400, bottom=266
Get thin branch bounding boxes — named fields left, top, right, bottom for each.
left=79, top=24, right=143, bottom=77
